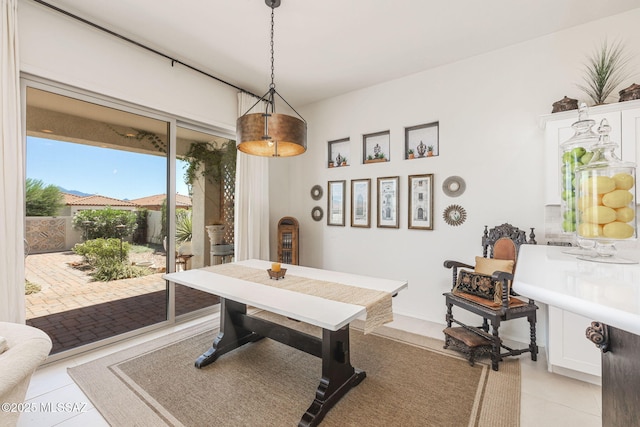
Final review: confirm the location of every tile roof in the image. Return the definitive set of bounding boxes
[129,193,192,208]
[65,194,138,207]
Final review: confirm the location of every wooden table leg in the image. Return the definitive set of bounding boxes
[299,326,366,427]
[195,298,261,368]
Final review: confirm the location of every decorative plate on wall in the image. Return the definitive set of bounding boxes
[442,176,466,197]
[311,206,324,221]
[443,204,467,226]
[310,185,323,200]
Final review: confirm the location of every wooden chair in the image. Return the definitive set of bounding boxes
[443,223,538,371]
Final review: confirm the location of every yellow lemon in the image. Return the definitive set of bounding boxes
[616,207,635,223]
[602,189,633,208]
[577,194,603,210]
[581,176,616,194]
[582,206,617,224]
[613,173,635,190]
[577,222,602,238]
[602,222,635,239]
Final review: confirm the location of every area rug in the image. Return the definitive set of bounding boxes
[68,314,520,427]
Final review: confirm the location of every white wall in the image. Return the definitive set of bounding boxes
[269,8,640,344]
[18,0,237,132]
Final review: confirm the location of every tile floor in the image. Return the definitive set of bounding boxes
[17,314,601,427]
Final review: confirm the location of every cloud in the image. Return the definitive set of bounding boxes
[113,169,118,174]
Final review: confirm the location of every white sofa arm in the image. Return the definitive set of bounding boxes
[0,322,52,426]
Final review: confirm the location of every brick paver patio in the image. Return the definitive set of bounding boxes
[25,251,219,354]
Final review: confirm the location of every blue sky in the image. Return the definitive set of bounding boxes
[27,137,190,200]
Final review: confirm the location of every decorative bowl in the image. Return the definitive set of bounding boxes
[267,268,287,280]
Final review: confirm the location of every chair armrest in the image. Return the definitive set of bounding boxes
[443,260,474,289]
[443,260,474,270]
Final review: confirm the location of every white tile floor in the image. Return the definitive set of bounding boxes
[16,314,601,427]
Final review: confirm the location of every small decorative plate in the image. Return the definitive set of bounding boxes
[310,185,323,200]
[443,204,467,226]
[442,176,466,197]
[311,206,324,221]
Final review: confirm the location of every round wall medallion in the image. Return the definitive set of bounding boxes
[310,185,323,200]
[442,176,466,197]
[311,206,324,221]
[443,204,467,226]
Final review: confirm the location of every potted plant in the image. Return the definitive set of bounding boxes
[577,39,633,105]
[328,160,335,168]
[341,157,348,166]
[427,145,434,157]
[407,149,415,159]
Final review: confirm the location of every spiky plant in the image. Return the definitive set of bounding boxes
[577,39,633,105]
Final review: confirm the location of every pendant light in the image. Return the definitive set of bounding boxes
[236,0,307,157]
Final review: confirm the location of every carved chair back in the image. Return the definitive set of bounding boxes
[482,223,536,260]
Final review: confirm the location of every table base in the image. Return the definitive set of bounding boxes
[195,298,366,427]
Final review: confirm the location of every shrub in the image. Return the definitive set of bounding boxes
[73,238,152,281]
[73,238,130,266]
[92,262,150,282]
[72,207,138,240]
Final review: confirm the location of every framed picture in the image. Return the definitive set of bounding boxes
[351,179,371,228]
[363,131,390,164]
[408,174,434,230]
[405,122,439,159]
[327,180,346,226]
[328,138,350,168]
[377,176,399,228]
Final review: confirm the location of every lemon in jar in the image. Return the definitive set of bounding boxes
[582,206,617,224]
[616,206,635,223]
[612,173,635,190]
[602,189,633,209]
[577,222,602,238]
[602,221,635,239]
[581,176,616,194]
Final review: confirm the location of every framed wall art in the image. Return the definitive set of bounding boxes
[405,121,439,159]
[363,131,390,164]
[351,178,371,228]
[377,176,399,228]
[327,180,346,226]
[328,138,350,168]
[408,174,434,230]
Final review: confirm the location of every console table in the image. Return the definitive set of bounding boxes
[164,259,407,426]
[513,245,640,427]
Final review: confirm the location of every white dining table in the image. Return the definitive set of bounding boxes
[163,259,408,427]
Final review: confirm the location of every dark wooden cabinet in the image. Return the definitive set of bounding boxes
[277,217,299,265]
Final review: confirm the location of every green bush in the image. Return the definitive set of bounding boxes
[73,238,130,266]
[72,207,138,240]
[73,238,152,281]
[92,262,150,282]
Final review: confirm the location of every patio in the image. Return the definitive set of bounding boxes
[25,251,219,354]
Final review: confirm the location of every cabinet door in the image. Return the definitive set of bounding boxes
[548,306,601,378]
[544,111,621,205]
[621,107,640,165]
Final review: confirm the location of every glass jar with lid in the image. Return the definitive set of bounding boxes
[559,103,599,234]
[574,118,637,263]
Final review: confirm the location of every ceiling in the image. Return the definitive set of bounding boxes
[38,1,640,107]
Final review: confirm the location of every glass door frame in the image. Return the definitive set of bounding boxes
[21,74,229,361]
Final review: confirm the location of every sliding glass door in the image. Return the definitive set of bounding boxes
[23,83,225,355]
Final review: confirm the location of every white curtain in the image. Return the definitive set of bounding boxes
[234,92,270,261]
[0,0,25,323]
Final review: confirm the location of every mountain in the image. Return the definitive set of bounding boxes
[57,187,92,197]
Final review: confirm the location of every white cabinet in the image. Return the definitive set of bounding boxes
[547,306,601,384]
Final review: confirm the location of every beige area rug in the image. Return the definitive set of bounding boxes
[68,314,520,427]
